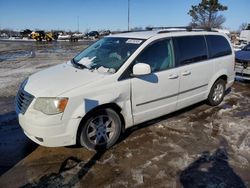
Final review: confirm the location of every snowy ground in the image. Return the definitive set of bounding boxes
[0,41,249,188]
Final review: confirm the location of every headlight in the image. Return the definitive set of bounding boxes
[33,97,68,115]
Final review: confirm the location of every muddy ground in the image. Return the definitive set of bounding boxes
[0,41,249,188]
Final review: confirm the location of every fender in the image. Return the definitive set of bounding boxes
[65,82,133,129]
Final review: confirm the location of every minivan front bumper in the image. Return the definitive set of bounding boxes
[18,112,81,147]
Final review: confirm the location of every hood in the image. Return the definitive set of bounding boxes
[24,62,106,97]
[236,50,250,61]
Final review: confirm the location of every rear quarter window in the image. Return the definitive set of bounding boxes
[173,36,208,66]
[206,35,232,58]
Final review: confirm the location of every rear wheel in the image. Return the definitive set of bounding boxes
[78,108,122,150]
[207,79,226,106]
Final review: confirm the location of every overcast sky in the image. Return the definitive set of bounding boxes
[0,0,249,31]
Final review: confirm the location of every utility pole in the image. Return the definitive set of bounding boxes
[77,16,79,32]
[128,0,130,31]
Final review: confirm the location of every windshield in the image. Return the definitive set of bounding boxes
[72,37,144,73]
[242,44,250,51]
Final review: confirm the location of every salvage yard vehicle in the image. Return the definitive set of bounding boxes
[235,43,250,80]
[86,31,99,39]
[240,24,250,43]
[31,31,58,41]
[15,27,235,150]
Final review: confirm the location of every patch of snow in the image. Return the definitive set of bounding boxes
[168,153,194,170]
[217,108,233,116]
[142,160,152,169]
[157,124,164,129]
[126,152,132,158]
[131,169,144,185]
[152,153,167,162]
[239,133,250,151]
[155,170,167,179]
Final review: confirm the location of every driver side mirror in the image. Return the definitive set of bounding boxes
[132,63,151,76]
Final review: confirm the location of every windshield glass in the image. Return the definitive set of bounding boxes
[72,37,144,73]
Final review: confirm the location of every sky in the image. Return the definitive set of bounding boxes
[0,0,249,32]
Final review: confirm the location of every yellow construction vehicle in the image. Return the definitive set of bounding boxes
[31,31,58,41]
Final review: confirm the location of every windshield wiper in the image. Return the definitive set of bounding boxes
[71,59,89,69]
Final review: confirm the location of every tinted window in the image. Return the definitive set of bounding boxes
[206,35,232,58]
[173,36,208,65]
[134,39,174,72]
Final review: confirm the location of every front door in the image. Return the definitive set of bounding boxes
[131,38,180,124]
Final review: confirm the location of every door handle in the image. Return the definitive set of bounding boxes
[182,71,191,76]
[168,74,179,79]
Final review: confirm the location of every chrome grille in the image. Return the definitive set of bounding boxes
[15,89,34,114]
[235,58,250,68]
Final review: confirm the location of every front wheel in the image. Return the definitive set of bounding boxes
[207,79,226,106]
[78,108,122,150]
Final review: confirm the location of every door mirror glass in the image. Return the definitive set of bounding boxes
[132,63,151,76]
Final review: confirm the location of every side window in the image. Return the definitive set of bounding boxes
[134,39,174,72]
[173,36,208,65]
[206,35,232,58]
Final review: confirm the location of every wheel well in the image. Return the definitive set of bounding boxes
[217,75,227,83]
[210,75,228,92]
[76,103,126,145]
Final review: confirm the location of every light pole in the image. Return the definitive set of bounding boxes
[77,16,79,32]
[128,0,130,31]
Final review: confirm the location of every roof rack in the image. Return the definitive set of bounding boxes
[146,26,217,34]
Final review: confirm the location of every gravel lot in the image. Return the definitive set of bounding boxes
[0,41,249,188]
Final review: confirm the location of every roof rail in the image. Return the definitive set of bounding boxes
[147,26,191,31]
[118,29,147,33]
[146,26,217,34]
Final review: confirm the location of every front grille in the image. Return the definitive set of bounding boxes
[235,59,250,68]
[236,72,250,78]
[15,89,34,114]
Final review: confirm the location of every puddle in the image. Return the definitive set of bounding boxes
[222,103,232,109]
[235,111,250,118]
[38,48,76,54]
[0,50,32,62]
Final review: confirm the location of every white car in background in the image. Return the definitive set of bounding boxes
[240,29,250,43]
[15,28,235,150]
[235,43,250,80]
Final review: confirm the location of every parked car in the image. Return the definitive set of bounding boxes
[235,43,250,80]
[99,30,111,36]
[240,29,250,43]
[15,28,235,150]
[86,31,99,39]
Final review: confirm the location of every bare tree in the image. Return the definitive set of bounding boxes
[239,23,248,31]
[188,0,227,28]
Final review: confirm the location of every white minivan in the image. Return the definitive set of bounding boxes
[15,28,235,150]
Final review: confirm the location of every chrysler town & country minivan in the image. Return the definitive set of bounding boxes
[15,28,235,150]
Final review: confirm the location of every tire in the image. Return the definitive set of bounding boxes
[78,108,122,150]
[207,79,226,106]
